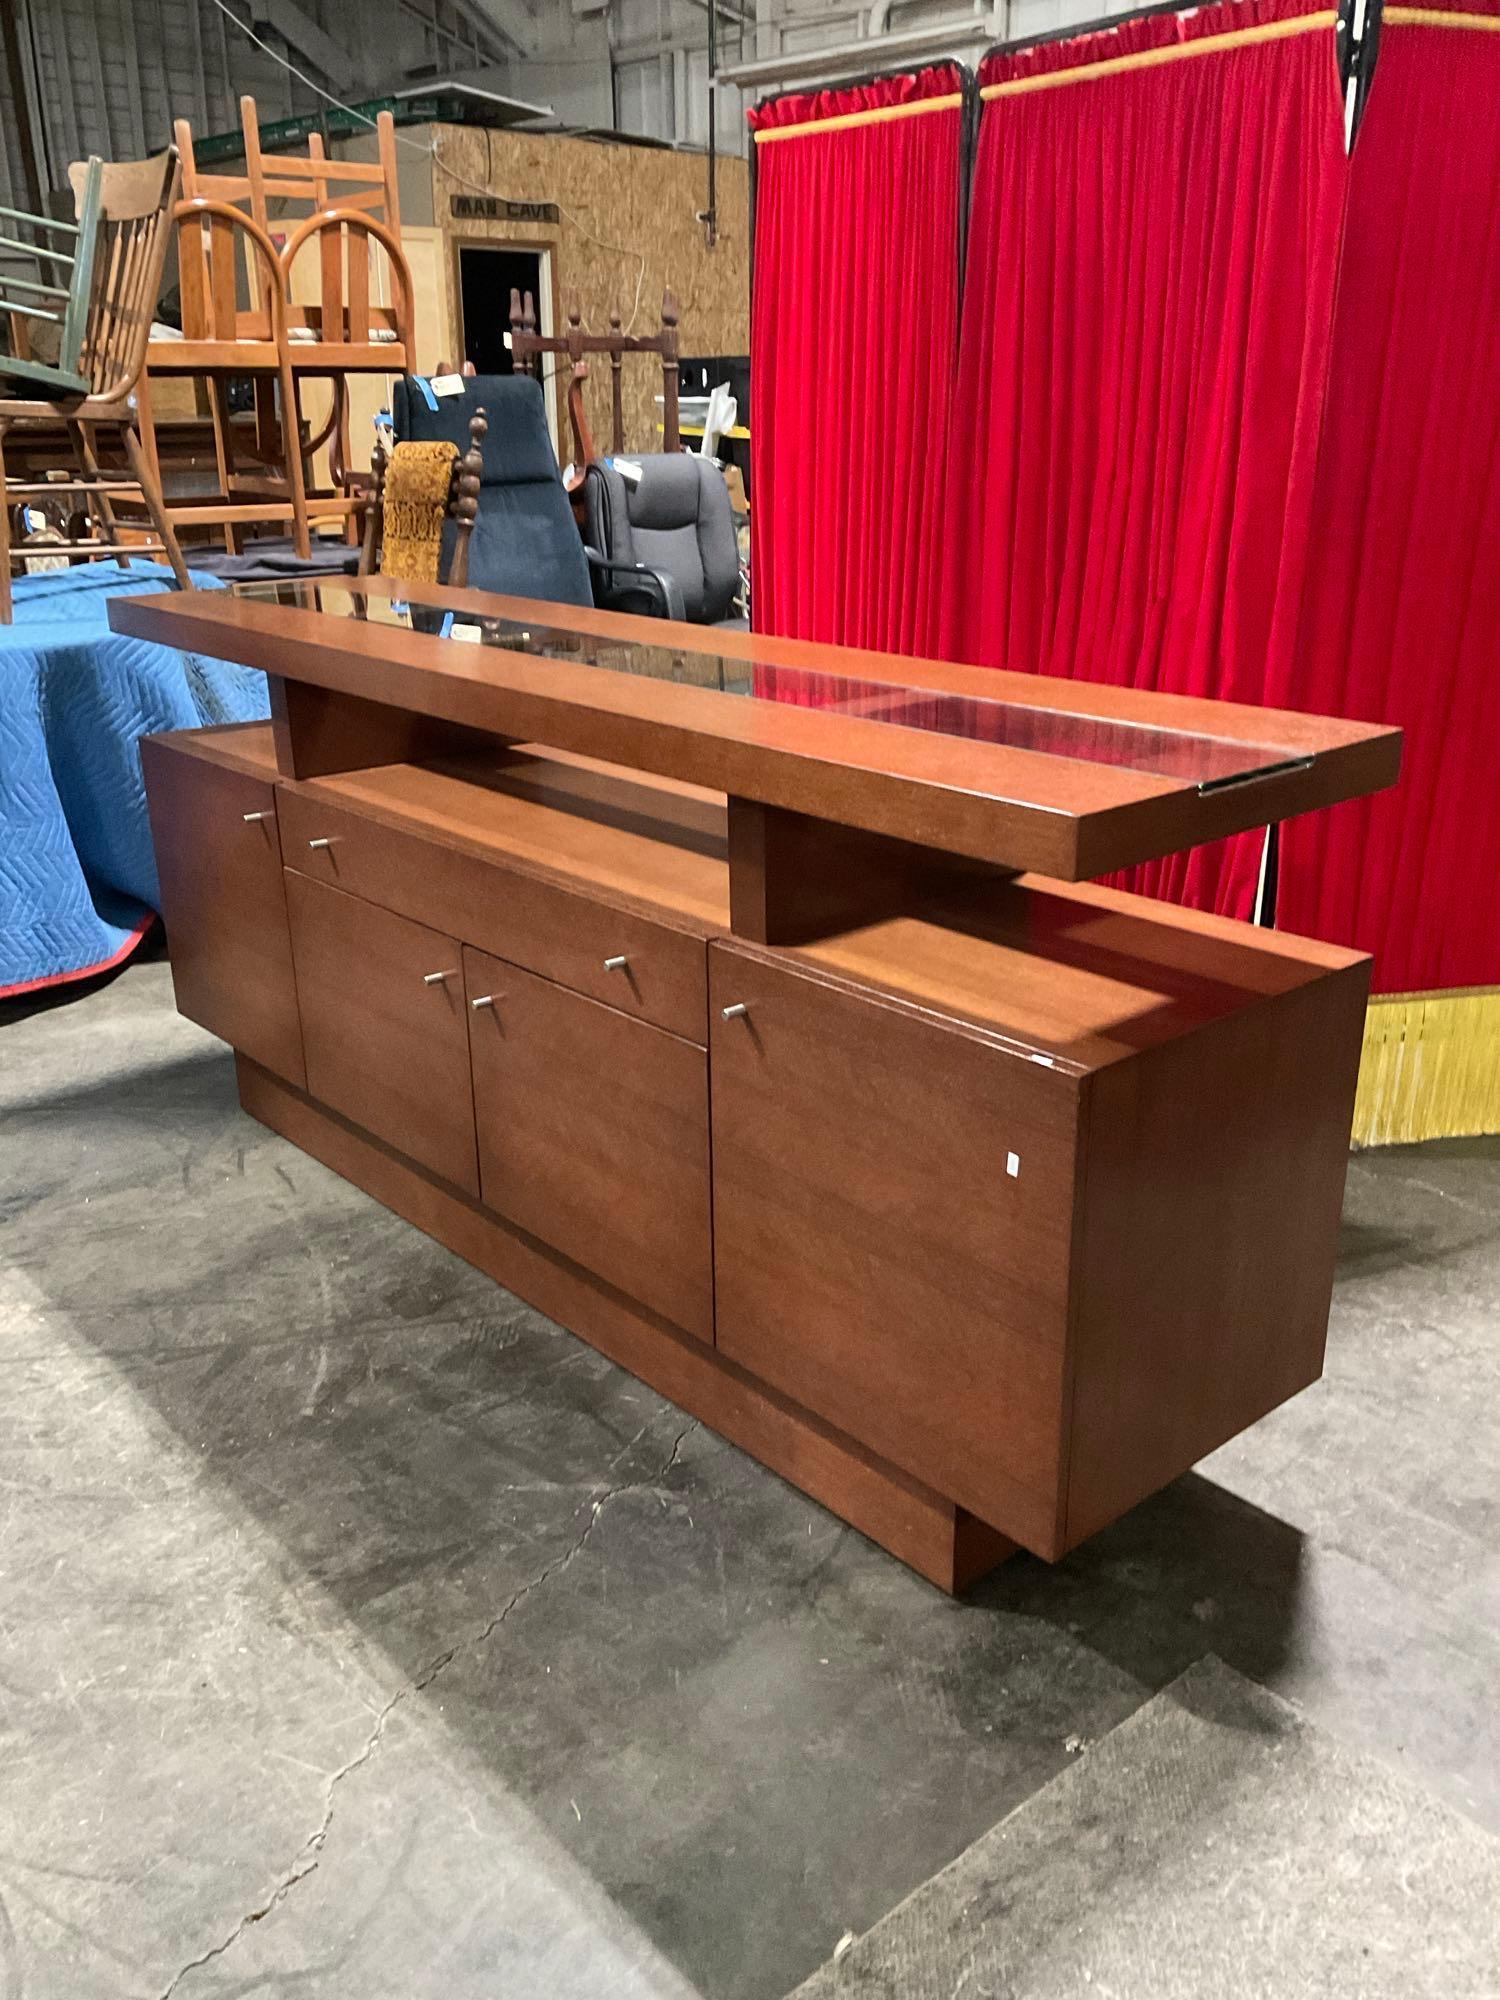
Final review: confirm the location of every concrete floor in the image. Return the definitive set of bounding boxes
[2,957,1497,1999]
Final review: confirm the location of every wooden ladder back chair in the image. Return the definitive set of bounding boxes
[0,147,189,621]
[0,159,103,397]
[510,286,681,468]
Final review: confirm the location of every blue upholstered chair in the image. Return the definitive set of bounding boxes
[391,374,681,616]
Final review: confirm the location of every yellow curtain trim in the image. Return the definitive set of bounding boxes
[979,11,1337,100]
[1352,987,1500,1148]
[753,91,964,143]
[1383,6,1500,27]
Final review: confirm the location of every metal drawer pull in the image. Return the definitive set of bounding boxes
[307,836,333,850]
[422,970,455,986]
[242,810,272,824]
[603,955,629,972]
[470,994,496,1010]
[721,1002,749,1021]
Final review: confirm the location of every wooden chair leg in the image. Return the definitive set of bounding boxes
[0,423,13,623]
[70,420,125,567]
[208,377,242,556]
[135,366,164,497]
[280,360,312,560]
[122,423,191,590]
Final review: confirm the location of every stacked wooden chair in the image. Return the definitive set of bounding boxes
[139,98,413,559]
[0,148,189,620]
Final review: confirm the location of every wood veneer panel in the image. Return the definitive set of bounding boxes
[278,782,711,1044]
[269,674,503,778]
[235,1055,1018,1595]
[304,752,728,933]
[112,589,1403,883]
[725,796,1005,945]
[787,874,1367,1073]
[141,737,305,1087]
[464,948,713,1342]
[1063,963,1372,1549]
[708,942,1075,1556]
[284,873,479,1196]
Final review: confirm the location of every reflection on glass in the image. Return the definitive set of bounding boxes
[226,580,1310,792]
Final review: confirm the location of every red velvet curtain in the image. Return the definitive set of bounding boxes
[1270,3,1500,992]
[939,0,1348,913]
[748,66,963,653]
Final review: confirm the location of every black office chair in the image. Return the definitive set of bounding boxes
[392,374,681,617]
[584,453,746,629]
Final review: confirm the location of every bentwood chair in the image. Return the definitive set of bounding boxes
[136,102,412,557]
[0,148,189,621]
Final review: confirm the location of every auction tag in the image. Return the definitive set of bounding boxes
[431,373,466,398]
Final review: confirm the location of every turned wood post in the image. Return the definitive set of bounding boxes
[609,309,625,454]
[660,287,681,452]
[358,432,388,578]
[447,407,486,589]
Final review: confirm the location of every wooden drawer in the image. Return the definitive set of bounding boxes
[465,947,713,1340]
[278,787,707,1044]
[285,872,478,1195]
[707,941,1076,1546]
[141,736,305,1087]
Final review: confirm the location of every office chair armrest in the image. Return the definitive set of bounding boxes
[585,549,686,622]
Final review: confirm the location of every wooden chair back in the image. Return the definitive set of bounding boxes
[64,147,179,406]
[171,197,287,351]
[176,101,400,230]
[173,104,404,351]
[0,160,102,391]
[279,209,412,354]
[510,286,681,461]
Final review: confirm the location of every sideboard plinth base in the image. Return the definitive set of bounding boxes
[236,1054,1020,1596]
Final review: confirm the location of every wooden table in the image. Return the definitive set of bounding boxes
[114,579,1401,1591]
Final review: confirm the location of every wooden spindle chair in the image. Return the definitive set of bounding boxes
[0,148,188,621]
[358,408,486,590]
[509,285,681,470]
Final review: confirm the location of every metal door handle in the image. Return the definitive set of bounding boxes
[603,955,629,971]
[721,1002,749,1021]
[307,836,333,850]
[470,994,496,1010]
[422,970,455,986]
[242,810,272,823]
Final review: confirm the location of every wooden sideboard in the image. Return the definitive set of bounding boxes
[121,581,1400,1592]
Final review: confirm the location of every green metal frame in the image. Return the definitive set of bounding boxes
[0,158,103,400]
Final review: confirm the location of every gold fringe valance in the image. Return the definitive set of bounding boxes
[1353,988,1500,1147]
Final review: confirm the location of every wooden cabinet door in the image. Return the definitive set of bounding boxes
[708,942,1078,1548]
[141,737,304,1087]
[285,873,478,1195]
[465,947,712,1340]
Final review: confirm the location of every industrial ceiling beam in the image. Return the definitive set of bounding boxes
[249,0,357,91]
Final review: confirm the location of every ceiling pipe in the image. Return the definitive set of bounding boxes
[717,14,994,89]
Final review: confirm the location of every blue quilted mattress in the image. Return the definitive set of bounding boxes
[0,564,269,998]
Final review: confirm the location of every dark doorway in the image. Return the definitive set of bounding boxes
[458,244,546,376]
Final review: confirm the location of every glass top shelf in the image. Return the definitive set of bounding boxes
[225,579,1312,793]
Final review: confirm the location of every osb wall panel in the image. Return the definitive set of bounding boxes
[430,126,749,457]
